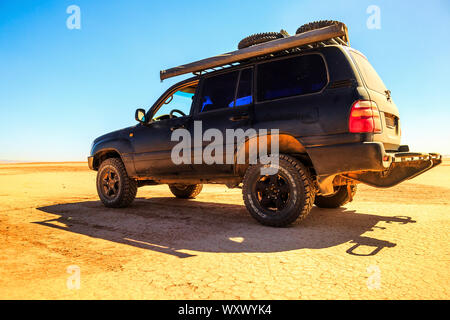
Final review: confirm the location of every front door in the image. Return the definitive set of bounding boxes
[132,82,198,177]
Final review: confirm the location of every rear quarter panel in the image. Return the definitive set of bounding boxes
[252,46,369,147]
[346,47,401,150]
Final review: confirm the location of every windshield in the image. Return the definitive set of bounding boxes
[351,51,387,94]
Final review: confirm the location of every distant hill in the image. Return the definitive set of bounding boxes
[0,160,35,164]
[0,160,86,164]
[0,160,24,163]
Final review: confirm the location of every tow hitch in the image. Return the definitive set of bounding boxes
[344,152,442,188]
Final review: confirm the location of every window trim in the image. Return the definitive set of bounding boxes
[254,52,330,104]
[233,67,254,108]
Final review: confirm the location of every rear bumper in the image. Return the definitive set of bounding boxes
[306,142,391,176]
[306,142,442,188]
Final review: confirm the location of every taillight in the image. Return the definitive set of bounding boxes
[349,100,382,133]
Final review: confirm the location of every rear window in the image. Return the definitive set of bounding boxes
[351,51,387,94]
[257,54,327,101]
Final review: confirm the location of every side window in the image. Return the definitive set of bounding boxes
[350,51,387,94]
[235,68,253,107]
[199,71,239,113]
[257,54,327,101]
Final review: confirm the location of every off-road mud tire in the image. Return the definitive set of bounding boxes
[96,158,137,208]
[296,20,346,34]
[238,32,285,50]
[242,154,315,227]
[314,185,357,208]
[169,184,203,199]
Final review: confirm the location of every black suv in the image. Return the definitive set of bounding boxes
[88,22,441,227]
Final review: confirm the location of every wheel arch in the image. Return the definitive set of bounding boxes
[233,133,315,176]
[91,137,136,177]
[92,148,122,171]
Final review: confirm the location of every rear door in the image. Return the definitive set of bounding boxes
[349,49,401,150]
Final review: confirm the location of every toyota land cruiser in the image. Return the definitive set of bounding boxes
[88,21,441,227]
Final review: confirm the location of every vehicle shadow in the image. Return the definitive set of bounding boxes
[35,197,415,258]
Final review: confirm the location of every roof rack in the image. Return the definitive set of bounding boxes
[160,22,349,81]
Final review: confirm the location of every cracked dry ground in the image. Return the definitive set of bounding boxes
[0,161,448,299]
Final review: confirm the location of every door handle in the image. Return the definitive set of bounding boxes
[170,124,185,131]
[229,114,249,122]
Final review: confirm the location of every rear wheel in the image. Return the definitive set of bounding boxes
[314,185,357,208]
[242,154,315,227]
[96,158,137,208]
[169,184,203,199]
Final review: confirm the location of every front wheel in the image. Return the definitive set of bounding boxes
[242,154,315,227]
[314,185,357,208]
[96,158,137,208]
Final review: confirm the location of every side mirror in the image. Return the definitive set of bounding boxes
[135,108,146,123]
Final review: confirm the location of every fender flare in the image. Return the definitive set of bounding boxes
[233,133,308,176]
[91,138,136,177]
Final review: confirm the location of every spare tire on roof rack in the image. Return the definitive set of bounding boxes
[296,20,349,45]
[238,30,290,50]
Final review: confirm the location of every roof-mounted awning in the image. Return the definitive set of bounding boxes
[160,22,349,81]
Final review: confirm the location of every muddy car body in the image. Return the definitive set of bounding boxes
[89,23,441,226]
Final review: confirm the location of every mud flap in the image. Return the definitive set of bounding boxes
[343,153,442,188]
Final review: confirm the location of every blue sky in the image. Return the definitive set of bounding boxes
[0,0,449,161]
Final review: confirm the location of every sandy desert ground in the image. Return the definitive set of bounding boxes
[0,160,449,299]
